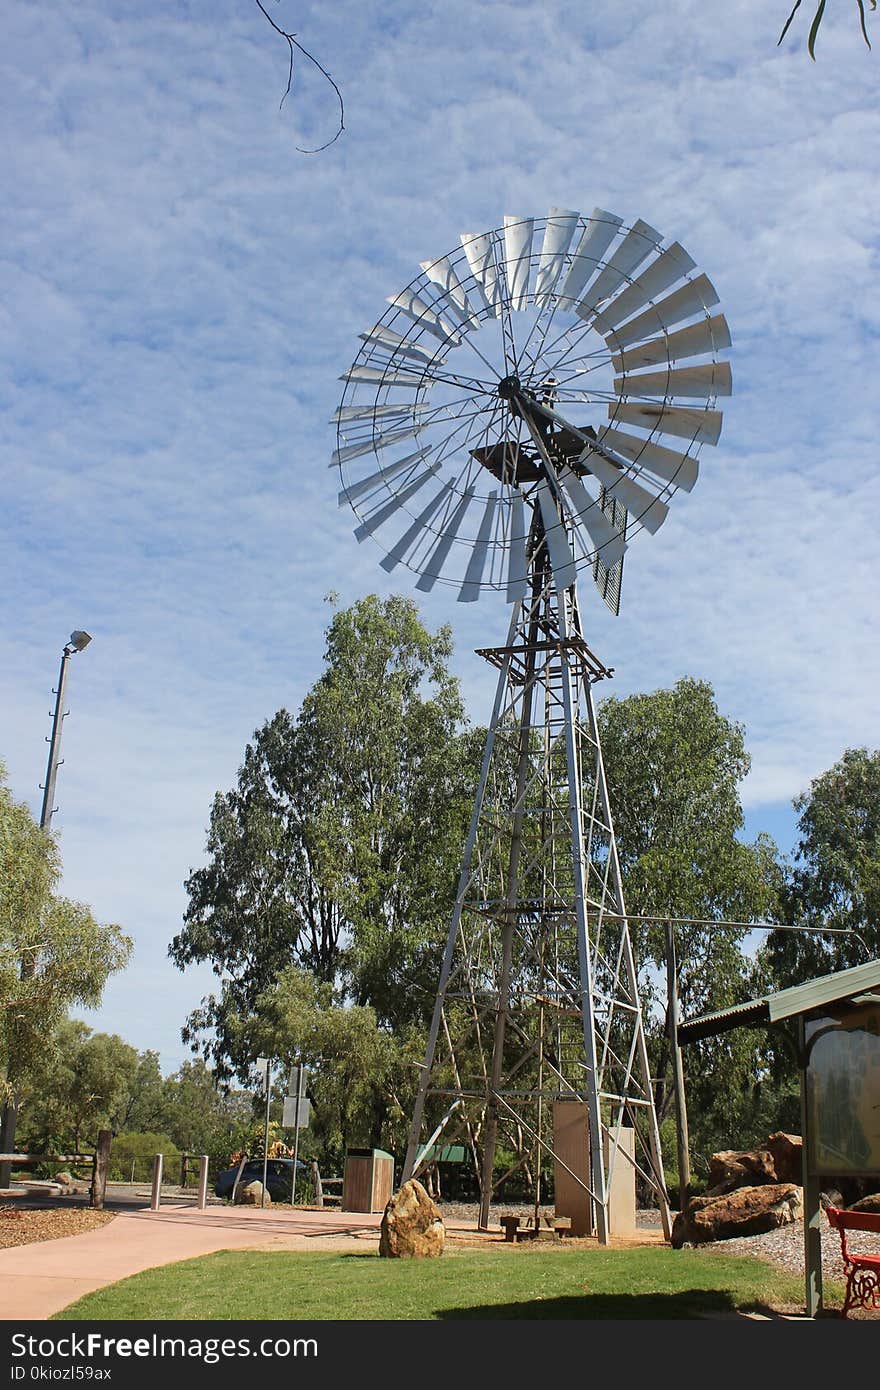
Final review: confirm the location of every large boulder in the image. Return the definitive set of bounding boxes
[707,1149,776,1195]
[379,1179,445,1259]
[235,1180,270,1206]
[851,1193,880,1215]
[672,1183,803,1248]
[765,1132,803,1184]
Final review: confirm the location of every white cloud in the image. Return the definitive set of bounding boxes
[1,0,877,1066]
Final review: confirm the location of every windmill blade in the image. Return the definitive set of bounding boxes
[353,461,441,541]
[332,402,422,425]
[360,323,446,364]
[596,428,698,492]
[610,402,723,447]
[331,426,420,468]
[387,289,463,346]
[503,217,534,312]
[380,479,456,573]
[536,479,578,590]
[506,492,529,603]
[460,231,503,317]
[589,243,697,331]
[420,255,480,323]
[614,362,732,401]
[339,447,433,504]
[611,315,731,373]
[458,491,499,601]
[415,486,477,591]
[533,207,580,309]
[607,275,720,349]
[557,465,627,567]
[578,447,669,534]
[557,209,623,309]
[574,219,662,319]
[340,365,427,387]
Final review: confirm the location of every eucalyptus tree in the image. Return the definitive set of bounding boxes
[170,595,481,1078]
[0,762,131,1179]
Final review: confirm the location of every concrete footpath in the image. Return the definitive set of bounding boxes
[0,1203,415,1321]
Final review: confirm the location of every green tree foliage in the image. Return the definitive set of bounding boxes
[596,678,781,1154]
[232,966,421,1169]
[0,762,131,1106]
[763,747,880,985]
[20,1020,139,1152]
[170,596,481,1077]
[779,0,875,58]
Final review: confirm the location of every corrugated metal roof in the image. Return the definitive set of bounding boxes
[678,957,880,1046]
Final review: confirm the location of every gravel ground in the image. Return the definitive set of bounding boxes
[0,1205,115,1249]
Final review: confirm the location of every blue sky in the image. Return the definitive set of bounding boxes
[2,1,878,1072]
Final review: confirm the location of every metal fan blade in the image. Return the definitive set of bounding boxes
[332,402,422,425]
[415,486,476,591]
[557,465,627,566]
[610,402,723,447]
[331,427,419,468]
[613,362,732,401]
[340,365,426,387]
[420,255,479,323]
[506,492,528,603]
[353,461,441,540]
[578,447,669,534]
[387,289,463,346]
[608,275,720,349]
[557,209,623,309]
[503,217,534,312]
[611,315,731,373]
[458,491,499,601]
[590,243,697,331]
[574,219,662,319]
[460,231,502,317]
[536,480,578,589]
[533,208,580,308]
[596,428,698,492]
[359,323,446,364]
[339,447,433,504]
[379,479,455,573]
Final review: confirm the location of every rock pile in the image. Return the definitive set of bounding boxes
[672,1131,804,1248]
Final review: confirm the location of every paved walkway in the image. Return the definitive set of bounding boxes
[1,1202,423,1321]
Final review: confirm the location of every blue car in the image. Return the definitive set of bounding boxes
[214,1157,304,1202]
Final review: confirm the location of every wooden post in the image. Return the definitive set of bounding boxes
[311,1159,324,1209]
[150,1153,164,1211]
[197,1155,209,1210]
[90,1130,111,1210]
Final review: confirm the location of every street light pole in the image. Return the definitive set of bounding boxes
[39,631,92,831]
[0,630,92,1190]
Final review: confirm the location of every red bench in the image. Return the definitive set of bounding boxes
[824,1205,880,1318]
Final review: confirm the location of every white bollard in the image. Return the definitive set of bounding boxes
[197,1155,209,1210]
[150,1153,164,1211]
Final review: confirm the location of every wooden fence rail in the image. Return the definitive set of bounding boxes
[0,1130,112,1209]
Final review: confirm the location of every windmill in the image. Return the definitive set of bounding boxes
[331,208,731,1242]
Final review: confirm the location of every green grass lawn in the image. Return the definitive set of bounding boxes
[52,1245,823,1321]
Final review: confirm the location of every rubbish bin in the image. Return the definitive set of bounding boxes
[342,1148,394,1213]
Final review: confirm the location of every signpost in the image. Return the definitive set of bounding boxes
[286,1065,308,1204]
[256,1057,271,1209]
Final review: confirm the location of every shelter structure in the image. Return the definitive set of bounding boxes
[678,958,880,1317]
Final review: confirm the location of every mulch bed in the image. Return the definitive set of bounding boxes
[0,1205,115,1249]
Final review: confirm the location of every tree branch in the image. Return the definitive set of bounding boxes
[252,1,345,153]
